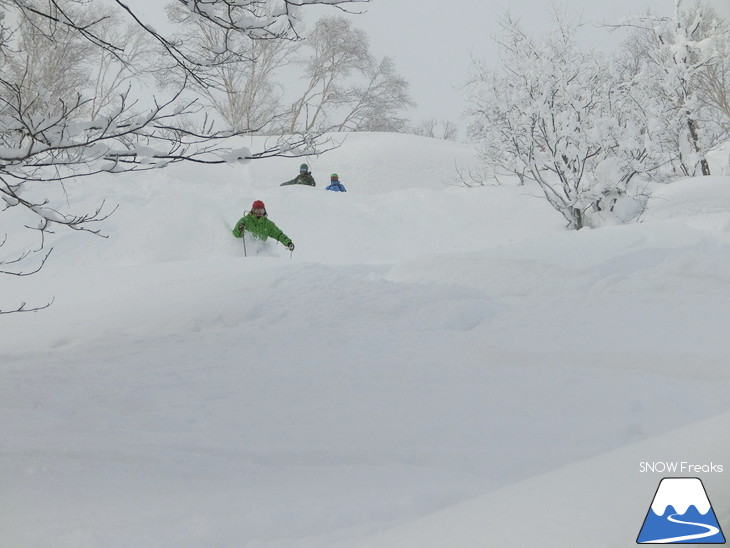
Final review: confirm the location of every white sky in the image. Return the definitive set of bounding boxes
[325,0,675,128]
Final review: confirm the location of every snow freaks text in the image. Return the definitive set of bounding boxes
[639,462,724,474]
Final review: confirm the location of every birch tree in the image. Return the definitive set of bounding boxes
[165,3,295,133]
[288,16,412,133]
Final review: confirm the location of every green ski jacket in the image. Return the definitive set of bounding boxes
[232,213,292,246]
[281,173,316,187]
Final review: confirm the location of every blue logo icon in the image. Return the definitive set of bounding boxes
[637,477,725,544]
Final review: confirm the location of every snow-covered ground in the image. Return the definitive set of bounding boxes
[2,133,730,547]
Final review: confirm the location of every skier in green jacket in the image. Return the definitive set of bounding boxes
[280,163,316,187]
[233,200,295,251]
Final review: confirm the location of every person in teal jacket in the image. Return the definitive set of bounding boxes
[233,200,295,250]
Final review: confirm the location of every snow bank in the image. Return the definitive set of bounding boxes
[2,132,730,548]
[342,411,730,548]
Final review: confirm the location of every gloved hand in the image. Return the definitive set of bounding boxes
[237,223,246,232]
[287,242,295,251]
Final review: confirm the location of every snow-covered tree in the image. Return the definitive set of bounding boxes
[696,31,730,123]
[616,0,730,177]
[0,0,368,312]
[85,9,155,121]
[411,118,460,141]
[165,3,295,133]
[466,14,650,229]
[4,7,93,120]
[164,12,411,135]
[333,56,414,133]
[288,16,413,133]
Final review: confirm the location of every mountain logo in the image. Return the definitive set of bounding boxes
[637,477,726,544]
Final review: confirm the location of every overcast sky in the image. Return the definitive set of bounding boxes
[321,0,677,131]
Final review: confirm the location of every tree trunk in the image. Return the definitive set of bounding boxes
[573,207,584,230]
[688,117,711,176]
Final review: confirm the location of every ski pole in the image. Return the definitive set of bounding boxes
[242,227,247,257]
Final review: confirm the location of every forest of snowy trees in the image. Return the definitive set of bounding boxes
[466,1,730,229]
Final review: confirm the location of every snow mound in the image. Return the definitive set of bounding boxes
[646,176,730,220]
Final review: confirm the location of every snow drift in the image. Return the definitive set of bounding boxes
[2,133,730,547]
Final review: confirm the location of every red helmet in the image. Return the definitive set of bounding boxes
[251,200,265,210]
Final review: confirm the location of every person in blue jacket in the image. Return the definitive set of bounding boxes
[325,173,347,192]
